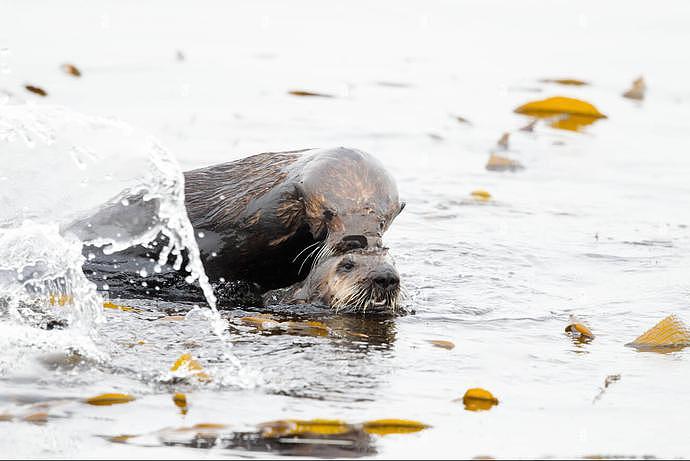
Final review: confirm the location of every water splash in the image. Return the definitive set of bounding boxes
[0,104,217,330]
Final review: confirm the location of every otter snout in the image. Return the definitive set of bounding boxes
[372,268,400,290]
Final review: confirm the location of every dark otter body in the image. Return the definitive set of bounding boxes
[183,147,403,291]
[80,147,404,303]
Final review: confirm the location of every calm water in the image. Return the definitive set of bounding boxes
[1,0,690,458]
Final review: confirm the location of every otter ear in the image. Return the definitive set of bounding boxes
[293,183,306,201]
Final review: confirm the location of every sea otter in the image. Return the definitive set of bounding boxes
[183,147,404,290]
[77,147,405,308]
[263,248,402,315]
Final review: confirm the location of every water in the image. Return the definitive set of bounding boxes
[1,0,690,458]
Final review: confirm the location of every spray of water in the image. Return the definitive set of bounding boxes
[0,104,220,333]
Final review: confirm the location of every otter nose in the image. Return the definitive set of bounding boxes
[373,270,399,290]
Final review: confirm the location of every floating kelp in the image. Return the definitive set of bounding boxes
[106,416,428,457]
[173,393,188,414]
[239,316,331,337]
[548,113,600,132]
[496,132,510,150]
[565,321,595,341]
[460,388,499,412]
[85,393,136,406]
[514,96,606,132]
[288,90,335,98]
[102,301,138,312]
[61,63,81,77]
[260,419,351,438]
[362,419,429,435]
[623,76,646,100]
[470,190,491,201]
[486,153,523,172]
[515,96,606,118]
[540,78,589,86]
[428,339,455,350]
[593,374,621,404]
[22,412,49,424]
[626,315,690,352]
[170,353,211,382]
[24,84,47,96]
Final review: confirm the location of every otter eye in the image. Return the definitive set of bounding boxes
[323,209,337,221]
[340,260,355,272]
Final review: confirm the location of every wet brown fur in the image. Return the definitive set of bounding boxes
[183,147,403,291]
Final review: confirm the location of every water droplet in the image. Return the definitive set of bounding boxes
[88,252,96,260]
[211,252,217,257]
[102,283,109,290]
[197,231,205,238]
[219,277,226,283]
[154,264,162,273]
[141,281,148,287]
[139,268,148,277]
[121,198,130,206]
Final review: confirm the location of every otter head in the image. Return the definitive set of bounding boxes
[295,148,405,262]
[292,248,402,315]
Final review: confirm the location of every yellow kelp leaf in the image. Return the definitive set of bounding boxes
[102,301,136,312]
[61,63,81,77]
[170,353,211,382]
[362,419,429,435]
[85,393,136,406]
[515,96,606,118]
[191,423,227,430]
[486,153,523,172]
[288,90,334,98]
[454,115,471,125]
[565,322,595,340]
[429,340,455,350]
[171,353,203,372]
[549,114,600,132]
[627,315,690,351]
[260,419,351,438]
[49,294,73,306]
[470,190,491,201]
[540,78,589,86]
[241,315,280,329]
[173,393,188,414]
[172,423,229,433]
[461,388,499,412]
[0,413,13,422]
[109,435,135,444]
[287,320,330,337]
[623,76,646,100]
